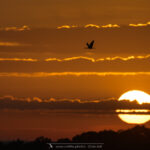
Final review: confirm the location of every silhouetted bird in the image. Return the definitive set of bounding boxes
[86,40,95,49]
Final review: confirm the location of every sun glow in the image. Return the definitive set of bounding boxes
[118,114,150,124]
[118,90,150,104]
[118,90,150,124]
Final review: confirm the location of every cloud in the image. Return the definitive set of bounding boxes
[0,72,150,77]
[45,55,150,62]
[0,24,150,56]
[45,56,96,62]
[57,25,78,29]
[1,54,150,62]
[0,54,150,62]
[0,58,37,62]
[0,42,30,47]
[101,24,120,28]
[129,22,150,27]
[0,42,22,47]
[0,25,30,31]
[84,24,100,28]
[0,95,150,111]
[57,24,120,29]
[2,54,150,73]
[57,21,150,29]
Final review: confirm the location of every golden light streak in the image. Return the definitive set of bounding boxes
[45,54,150,62]
[57,21,150,29]
[0,58,37,62]
[45,58,62,61]
[129,23,148,27]
[116,109,149,113]
[84,24,100,28]
[57,24,120,29]
[63,56,96,62]
[0,42,21,46]
[45,98,100,103]
[0,95,104,103]
[1,54,150,62]
[45,56,96,62]
[0,42,31,47]
[57,25,78,29]
[0,25,30,31]
[101,24,120,28]
[1,72,150,77]
[57,25,71,29]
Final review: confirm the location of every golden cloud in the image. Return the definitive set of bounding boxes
[101,24,120,28]
[84,24,100,28]
[0,42,21,46]
[0,42,30,47]
[1,54,150,63]
[57,25,78,29]
[0,72,150,77]
[45,54,150,62]
[0,95,113,104]
[128,21,150,27]
[129,23,148,27]
[57,24,120,29]
[57,21,150,29]
[0,95,146,111]
[0,95,41,103]
[0,58,37,62]
[0,25,30,31]
[45,56,96,62]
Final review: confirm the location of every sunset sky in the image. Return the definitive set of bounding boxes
[1,0,150,27]
[1,0,150,141]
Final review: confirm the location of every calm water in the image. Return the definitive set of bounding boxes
[0,109,150,140]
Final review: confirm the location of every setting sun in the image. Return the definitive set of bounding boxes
[118,90,150,104]
[118,114,150,124]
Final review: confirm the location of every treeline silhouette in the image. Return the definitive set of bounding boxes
[1,125,150,150]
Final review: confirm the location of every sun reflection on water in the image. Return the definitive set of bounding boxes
[116,109,150,124]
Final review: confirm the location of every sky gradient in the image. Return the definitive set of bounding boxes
[1,0,150,27]
[1,0,150,141]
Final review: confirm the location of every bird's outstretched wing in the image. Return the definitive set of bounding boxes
[89,40,94,48]
[86,42,89,47]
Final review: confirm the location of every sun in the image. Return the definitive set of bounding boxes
[118,114,150,124]
[118,90,150,104]
[118,90,150,124]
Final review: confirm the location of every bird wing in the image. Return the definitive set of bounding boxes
[89,40,94,47]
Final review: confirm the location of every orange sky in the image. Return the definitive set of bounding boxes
[1,0,150,27]
[1,0,150,140]
[0,25,150,98]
